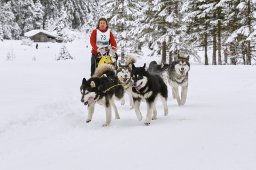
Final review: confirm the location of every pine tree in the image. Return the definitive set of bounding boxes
[102,0,142,60]
[225,0,256,65]
[19,0,36,34]
[0,23,4,41]
[34,0,44,29]
[57,45,74,60]
[184,0,212,65]
[0,2,21,39]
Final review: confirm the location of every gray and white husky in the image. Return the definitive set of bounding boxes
[116,56,136,108]
[168,53,190,106]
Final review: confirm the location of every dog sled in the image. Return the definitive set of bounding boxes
[96,46,118,68]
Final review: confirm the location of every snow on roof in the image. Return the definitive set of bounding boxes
[24,30,57,38]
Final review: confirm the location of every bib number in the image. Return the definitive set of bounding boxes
[101,35,106,40]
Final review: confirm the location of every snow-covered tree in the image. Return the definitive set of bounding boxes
[184,0,215,65]
[102,0,143,60]
[34,0,44,29]
[137,0,187,63]
[18,0,36,34]
[225,0,256,65]
[0,2,21,39]
[0,22,3,41]
[57,45,74,60]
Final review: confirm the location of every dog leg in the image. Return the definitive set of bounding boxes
[181,85,188,106]
[121,97,125,105]
[160,96,168,116]
[134,99,142,121]
[169,80,176,99]
[103,100,112,127]
[86,103,95,123]
[172,88,176,99]
[152,103,157,120]
[112,101,120,119]
[145,102,153,126]
[173,87,181,106]
[128,91,134,109]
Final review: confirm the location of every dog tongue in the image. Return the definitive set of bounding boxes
[88,97,95,105]
[135,85,141,91]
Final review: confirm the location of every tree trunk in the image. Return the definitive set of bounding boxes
[162,41,167,64]
[204,33,208,65]
[204,20,209,65]
[224,48,228,64]
[169,50,173,64]
[246,1,252,65]
[217,7,222,65]
[241,42,246,65]
[212,27,217,65]
[246,41,251,65]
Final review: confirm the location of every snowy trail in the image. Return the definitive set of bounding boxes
[0,41,256,170]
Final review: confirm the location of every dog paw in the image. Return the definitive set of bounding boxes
[102,123,110,127]
[180,101,186,106]
[137,115,143,121]
[121,100,125,105]
[144,122,151,126]
[152,116,157,120]
[115,116,120,120]
[86,119,91,123]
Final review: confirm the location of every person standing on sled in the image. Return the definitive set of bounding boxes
[90,18,117,76]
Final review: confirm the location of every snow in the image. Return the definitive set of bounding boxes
[24,29,57,38]
[0,39,256,170]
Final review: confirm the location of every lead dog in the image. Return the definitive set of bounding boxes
[80,64,124,126]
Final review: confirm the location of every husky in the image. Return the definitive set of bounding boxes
[148,61,170,84]
[168,53,190,106]
[116,56,136,108]
[131,64,168,126]
[80,64,125,126]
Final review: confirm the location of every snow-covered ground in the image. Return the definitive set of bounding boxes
[0,40,256,170]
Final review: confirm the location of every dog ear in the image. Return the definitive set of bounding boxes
[90,81,96,88]
[143,63,146,69]
[82,78,86,84]
[132,64,135,70]
[187,55,190,61]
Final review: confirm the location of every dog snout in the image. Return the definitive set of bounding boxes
[181,67,184,71]
[81,98,84,102]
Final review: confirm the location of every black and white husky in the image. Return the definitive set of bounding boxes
[168,53,190,106]
[116,56,136,108]
[131,64,168,126]
[80,64,124,126]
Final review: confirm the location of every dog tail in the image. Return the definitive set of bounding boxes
[93,64,115,77]
[126,55,136,65]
